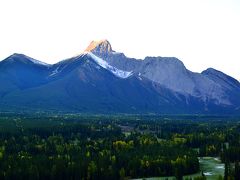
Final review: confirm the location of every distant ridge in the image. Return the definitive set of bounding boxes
[0,40,240,114]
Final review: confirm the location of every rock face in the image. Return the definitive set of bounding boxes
[85,40,113,57]
[88,40,240,108]
[0,40,240,114]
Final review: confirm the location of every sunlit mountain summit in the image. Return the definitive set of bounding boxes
[0,40,240,114]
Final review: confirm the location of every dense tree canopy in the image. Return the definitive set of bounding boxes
[0,114,239,179]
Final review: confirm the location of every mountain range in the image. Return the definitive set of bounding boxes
[0,40,240,114]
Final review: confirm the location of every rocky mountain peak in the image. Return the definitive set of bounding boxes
[85,40,113,55]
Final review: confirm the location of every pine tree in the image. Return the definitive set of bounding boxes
[224,161,229,180]
[235,161,240,180]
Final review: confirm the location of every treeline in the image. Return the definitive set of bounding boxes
[0,118,199,180]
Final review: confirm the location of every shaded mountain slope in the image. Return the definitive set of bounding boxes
[0,40,240,114]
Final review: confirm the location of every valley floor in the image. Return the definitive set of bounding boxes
[0,114,239,179]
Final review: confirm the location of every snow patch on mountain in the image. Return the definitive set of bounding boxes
[49,67,60,77]
[86,52,133,79]
[28,57,50,66]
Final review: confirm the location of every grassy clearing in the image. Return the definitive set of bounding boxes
[135,157,224,180]
[199,157,224,180]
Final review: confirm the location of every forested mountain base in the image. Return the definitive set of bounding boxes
[0,114,239,179]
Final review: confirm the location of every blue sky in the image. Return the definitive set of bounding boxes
[0,0,239,79]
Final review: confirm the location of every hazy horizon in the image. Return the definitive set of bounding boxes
[0,0,239,79]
